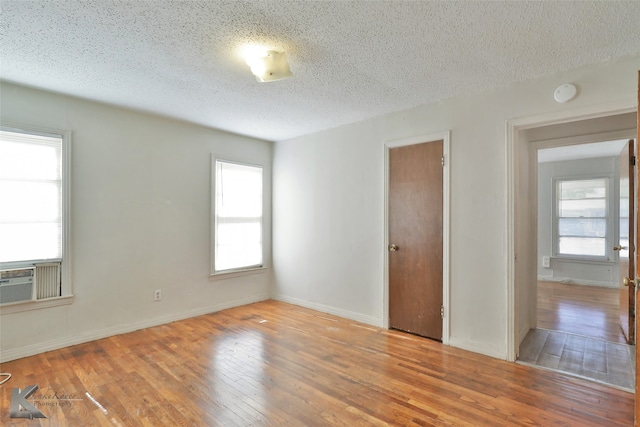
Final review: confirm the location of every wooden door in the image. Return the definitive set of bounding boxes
[388,140,443,340]
[619,139,635,344]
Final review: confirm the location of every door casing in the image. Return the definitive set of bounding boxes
[383,131,451,345]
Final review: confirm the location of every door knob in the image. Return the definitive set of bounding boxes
[388,244,398,252]
[624,277,636,287]
[613,245,628,251]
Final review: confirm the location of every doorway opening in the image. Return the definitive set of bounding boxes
[510,110,637,391]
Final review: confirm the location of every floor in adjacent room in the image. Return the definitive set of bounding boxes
[518,281,635,391]
[519,328,634,390]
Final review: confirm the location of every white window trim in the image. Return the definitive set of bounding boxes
[0,123,73,314]
[209,155,265,278]
[552,174,612,261]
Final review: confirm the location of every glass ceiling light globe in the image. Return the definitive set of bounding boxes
[241,45,269,67]
[240,46,293,82]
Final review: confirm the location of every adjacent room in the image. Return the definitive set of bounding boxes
[1,1,639,425]
[516,115,637,390]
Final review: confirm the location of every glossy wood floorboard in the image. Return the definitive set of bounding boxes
[0,300,633,426]
[537,280,626,344]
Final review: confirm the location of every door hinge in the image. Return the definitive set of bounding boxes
[632,156,636,166]
[441,156,445,167]
[440,305,444,319]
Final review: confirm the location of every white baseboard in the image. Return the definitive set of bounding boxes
[274,295,509,360]
[448,337,507,360]
[272,293,383,328]
[537,276,617,288]
[0,293,269,363]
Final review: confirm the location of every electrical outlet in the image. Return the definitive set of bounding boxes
[542,256,550,268]
[154,289,162,301]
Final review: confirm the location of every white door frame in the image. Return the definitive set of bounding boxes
[383,131,451,344]
[506,102,636,362]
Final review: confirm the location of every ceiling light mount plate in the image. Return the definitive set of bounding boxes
[553,83,577,103]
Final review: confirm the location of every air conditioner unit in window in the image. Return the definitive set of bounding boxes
[0,267,35,304]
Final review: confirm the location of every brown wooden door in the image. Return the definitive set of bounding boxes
[389,140,443,340]
[619,139,635,344]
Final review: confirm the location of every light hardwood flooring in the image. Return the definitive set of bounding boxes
[1,300,634,426]
[537,280,626,344]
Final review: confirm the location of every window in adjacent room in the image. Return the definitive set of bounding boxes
[212,159,263,273]
[555,177,608,258]
[0,126,72,308]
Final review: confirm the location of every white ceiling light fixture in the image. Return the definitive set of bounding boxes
[243,49,293,83]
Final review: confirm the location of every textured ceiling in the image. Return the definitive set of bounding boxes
[1,1,640,141]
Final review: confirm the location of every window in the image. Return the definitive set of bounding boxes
[0,126,71,310]
[555,178,607,257]
[212,159,263,273]
[0,129,65,263]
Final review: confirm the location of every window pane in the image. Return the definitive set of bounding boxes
[216,163,262,218]
[0,223,61,262]
[0,181,61,223]
[216,222,261,246]
[559,237,605,257]
[0,135,61,181]
[558,218,606,237]
[559,199,605,217]
[215,223,262,271]
[560,179,606,200]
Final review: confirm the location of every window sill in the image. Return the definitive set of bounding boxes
[0,295,73,315]
[210,266,268,281]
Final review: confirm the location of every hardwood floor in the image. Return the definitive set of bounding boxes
[0,300,633,426]
[537,280,626,344]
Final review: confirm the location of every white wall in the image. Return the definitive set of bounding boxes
[0,82,273,362]
[271,124,384,325]
[272,54,639,359]
[537,157,618,287]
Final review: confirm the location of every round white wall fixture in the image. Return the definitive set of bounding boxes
[553,83,577,103]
